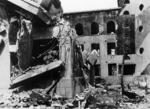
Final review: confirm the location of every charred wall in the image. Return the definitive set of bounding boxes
[117,15,135,54]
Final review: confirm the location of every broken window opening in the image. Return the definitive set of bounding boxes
[91,43,100,51]
[124,0,130,4]
[10,52,19,67]
[31,38,59,66]
[123,11,130,15]
[94,65,100,76]
[80,44,84,51]
[91,22,99,35]
[119,64,135,75]
[107,21,116,34]
[75,23,84,36]
[108,64,117,76]
[107,43,116,55]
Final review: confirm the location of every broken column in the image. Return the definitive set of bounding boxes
[56,21,74,98]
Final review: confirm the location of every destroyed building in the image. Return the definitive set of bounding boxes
[0,0,150,100]
[63,0,150,88]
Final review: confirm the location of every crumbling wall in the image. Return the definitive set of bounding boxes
[117,15,135,55]
[8,18,33,73]
[17,19,33,71]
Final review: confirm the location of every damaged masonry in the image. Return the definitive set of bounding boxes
[1,0,150,109]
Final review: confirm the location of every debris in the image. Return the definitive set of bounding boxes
[1,78,150,109]
[43,50,59,65]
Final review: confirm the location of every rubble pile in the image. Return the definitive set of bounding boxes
[0,89,62,109]
[68,79,150,109]
[71,79,122,109]
[1,78,150,109]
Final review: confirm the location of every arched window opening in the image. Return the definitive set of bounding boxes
[124,0,130,4]
[107,21,115,34]
[123,11,130,15]
[123,23,129,28]
[91,22,99,35]
[75,23,83,36]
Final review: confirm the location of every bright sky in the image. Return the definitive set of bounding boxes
[60,0,118,13]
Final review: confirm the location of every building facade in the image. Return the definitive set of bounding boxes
[63,0,150,85]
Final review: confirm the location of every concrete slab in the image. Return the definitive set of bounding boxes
[12,60,63,85]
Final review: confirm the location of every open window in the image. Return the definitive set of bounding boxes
[107,21,115,34]
[32,38,59,66]
[107,43,116,55]
[91,43,100,51]
[75,23,84,36]
[119,64,135,75]
[91,22,99,35]
[108,64,117,76]
[95,65,100,76]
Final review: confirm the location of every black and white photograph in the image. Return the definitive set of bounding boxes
[0,0,149,108]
